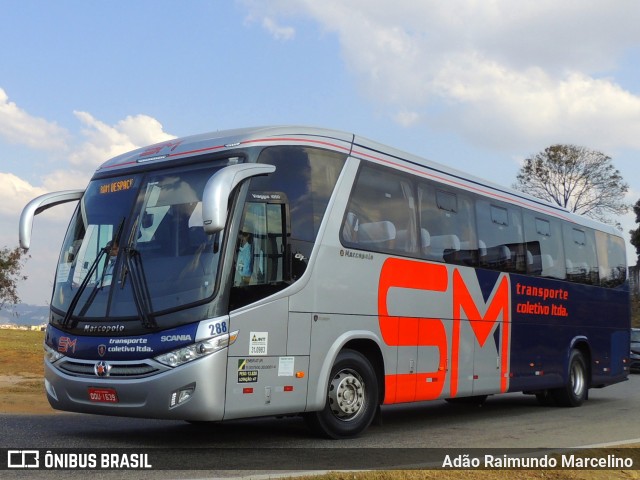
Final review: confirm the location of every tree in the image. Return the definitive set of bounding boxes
[513,144,629,226]
[630,200,640,265]
[0,246,29,309]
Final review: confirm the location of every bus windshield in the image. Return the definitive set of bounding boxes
[52,162,230,323]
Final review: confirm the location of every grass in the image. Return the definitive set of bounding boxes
[0,328,48,410]
[292,469,640,480]
[0,328,44,380]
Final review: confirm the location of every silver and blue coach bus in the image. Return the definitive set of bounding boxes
[20,126,629,438]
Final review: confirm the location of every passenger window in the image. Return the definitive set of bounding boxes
[535,218,551,237]
[491,205,509,227]
[419,183,478,266]
[436,190,457,213]
[563,225,598,285]
[230,146,346,310]
[341,165,417,256]
[595,231,627,288]
[476,200,525,273]
[254,146,347,243]
[523,213,566,279]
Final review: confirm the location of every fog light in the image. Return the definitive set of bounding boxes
[45,378,58,401]
[170,384,195,408]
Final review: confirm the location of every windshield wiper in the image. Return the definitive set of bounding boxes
[123,246,156,329]
[119,216,156,329]
[61,218,125,328]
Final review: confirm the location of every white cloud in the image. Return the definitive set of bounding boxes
[0,92,176,305]
[0,173,47,216]
[262,17,295,41]
[241,0,296,40]
[393,110,421,127]
[69,111,176,172]
[245,0,640,151]
[0,88,69,151]
[0,107,177,223]
[40,168,92,192]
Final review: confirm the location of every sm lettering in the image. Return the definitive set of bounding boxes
[378,258,511,404]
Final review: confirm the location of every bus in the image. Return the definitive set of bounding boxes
[19,126,630,438]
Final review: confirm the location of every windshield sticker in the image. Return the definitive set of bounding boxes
[56,263,72,283]
[249,332,268,356]
[99,178,135,194]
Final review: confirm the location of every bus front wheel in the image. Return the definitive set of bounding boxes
[304,349,379,439]
[552,349,588,407]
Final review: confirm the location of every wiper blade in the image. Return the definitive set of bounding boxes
[61,218,125,328]
[61,247,106,328]
[124,247,156,329]
[119,213,156,328]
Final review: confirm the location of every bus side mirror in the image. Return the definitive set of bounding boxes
[19,190,84,251]
[202,163,276,234]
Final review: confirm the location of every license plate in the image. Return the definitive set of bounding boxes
[88,387,119,403]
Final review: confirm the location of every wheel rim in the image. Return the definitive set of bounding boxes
[570,361,585,398]
[328,368,366,421]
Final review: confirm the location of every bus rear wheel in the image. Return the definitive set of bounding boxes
[304,349,378,439]
[552,349,588,407]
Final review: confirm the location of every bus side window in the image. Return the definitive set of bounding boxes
[563,225,599,285]
[523,213,566,280]
[419,183,478,266]
[476,200,525,273]
[254,145,347,282]
[595,231,627,288]
[341,165,418,256]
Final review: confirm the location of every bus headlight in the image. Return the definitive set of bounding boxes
[154,331,238,367]
[44,343,64,364]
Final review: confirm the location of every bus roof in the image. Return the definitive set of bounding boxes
[96,126,355,172]
[96,125,621,237]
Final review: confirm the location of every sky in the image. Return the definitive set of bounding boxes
[2,0,640,306]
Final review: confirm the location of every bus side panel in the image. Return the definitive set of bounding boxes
[508,275,629,392]
[225,297,310,419]
[288,312,312,356]
[228,297,289,358]
[306,313,388,411]
[305,246,514,407]
[223,355,310,420]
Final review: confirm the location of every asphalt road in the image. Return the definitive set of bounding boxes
[2,374,639,478]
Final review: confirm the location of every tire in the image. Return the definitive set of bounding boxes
[304,349,379,439]
[551,349,588,407]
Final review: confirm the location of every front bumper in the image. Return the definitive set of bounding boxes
[45,348,228,421]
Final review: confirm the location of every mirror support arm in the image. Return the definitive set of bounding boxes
[19,190,84,251]
[202,163,275,234]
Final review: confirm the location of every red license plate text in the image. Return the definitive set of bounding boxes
[88,387,119,403]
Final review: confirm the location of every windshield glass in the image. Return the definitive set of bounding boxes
[53,163,227,322]
[632,329,640,343]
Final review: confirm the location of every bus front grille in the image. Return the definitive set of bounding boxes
[56,359,163,378]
